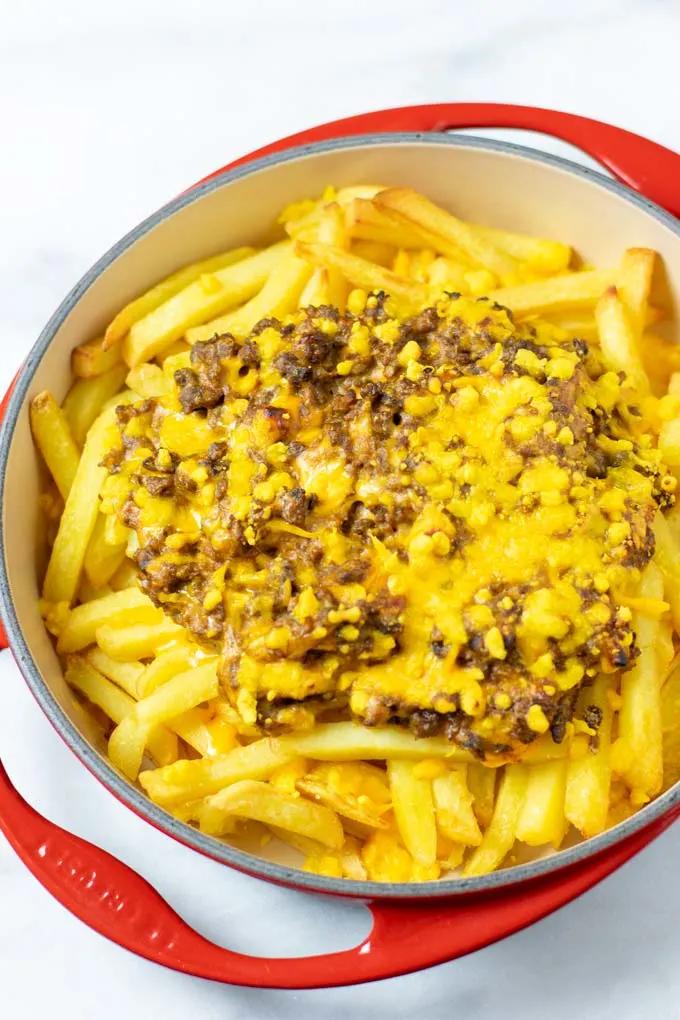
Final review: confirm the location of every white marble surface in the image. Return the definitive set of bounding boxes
[2,0,680,1016]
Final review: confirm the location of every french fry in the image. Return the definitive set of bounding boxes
[186,250,312,343]
[543,312,599,342]
[282,186,384,235]
[125,363,173,399]
[30,391,81,500]
[83,512,127,590]
[104,246,255,347]
[43,406,120,606]
[657,614,676,681]
[317,202,348,309]
[170,707,237,758]
[339,836,369,880]
[137,644,197,697]
[596,286,649,393]
[57,587,160,653]
[95,617,184,661]
[375,188,518,278]
[361,829,416,882]
[618,248,656,342]
[269,824,326,859]
[123,242,288,366]
[72,337,122,378]
[642,331,680,390]
[294,241,429,306]
[516,759,568,848]
[108,662,219,780]
[565,675,613,837]
[297,762,391,828]
[426,256,469,295]
[545,306,663,345]
[85,647,144,699]
[283,721,471,762]
[61,364,128,447]
[515,732,571,764]
[471,223,571,274]
[139,736,299,806]
[198,780,344,848]
[214,700,262,739]
[617,563,665,799]
[653,513,680,630]
[432,767,483,846]
[387,760,438,867]
[156,339,192,366]
[108,558,140,591]
[345,197,472,264]
[298,268,331,308]
[489,268,616,316]
[78,577,111,604]
[662,656,680,790]
[463,765,528,877]
[351,240,396,267]
[467,762,496,829]
[66,657,177,766]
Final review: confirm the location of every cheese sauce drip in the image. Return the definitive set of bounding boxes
[103,292,672,758]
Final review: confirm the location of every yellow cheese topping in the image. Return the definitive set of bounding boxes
[103,291,672,758]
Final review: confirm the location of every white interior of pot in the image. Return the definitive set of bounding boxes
[4,137,680,875]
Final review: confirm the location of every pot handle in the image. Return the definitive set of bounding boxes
[0,758,676,987]
[206,103,680,218]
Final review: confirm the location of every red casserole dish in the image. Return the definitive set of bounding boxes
[1,103,680,988]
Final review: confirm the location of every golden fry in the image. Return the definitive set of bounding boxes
[125,363,173,399]
[137,644,197,697]
[388,760,438,867]
[72,336,122,378]
[463,765,527,877]
[57,587,160,654]
[66,656,177,766]
[617,564,665,799]
[139,736,298,806]
[83,512,127,590]
[489,268,616,316]
[295,241,429,305]
[432,767,483,846]
[618,247,656,342]
[85,647,144,699]
[43,406,120,605]
[108,662,219,780]
[298,268,331,308]
[565,675,613,837]
[516,759,568,848]
[104,247,255,347]
[346,197,471,263]
[375,187,517,278]
[297,761,390,828]
[95,617,184,661]
[467,762,496,830]
[283,721,471,762]
[187,250,312,343]
[471,223,571,273]
[123,243,288,366]
[654,513,680,631]
[30,391,81,500]
[596,286,649,393]
[199,780,344,848]
[62,364,128,447]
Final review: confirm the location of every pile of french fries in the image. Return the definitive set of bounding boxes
[31,183,680,882]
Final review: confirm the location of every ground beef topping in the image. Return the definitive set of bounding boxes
[101,292,673,757]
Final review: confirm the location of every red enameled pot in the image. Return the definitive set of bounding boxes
[1,104,680,989]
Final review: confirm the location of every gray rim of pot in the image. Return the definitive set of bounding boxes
[1,130,680,902]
